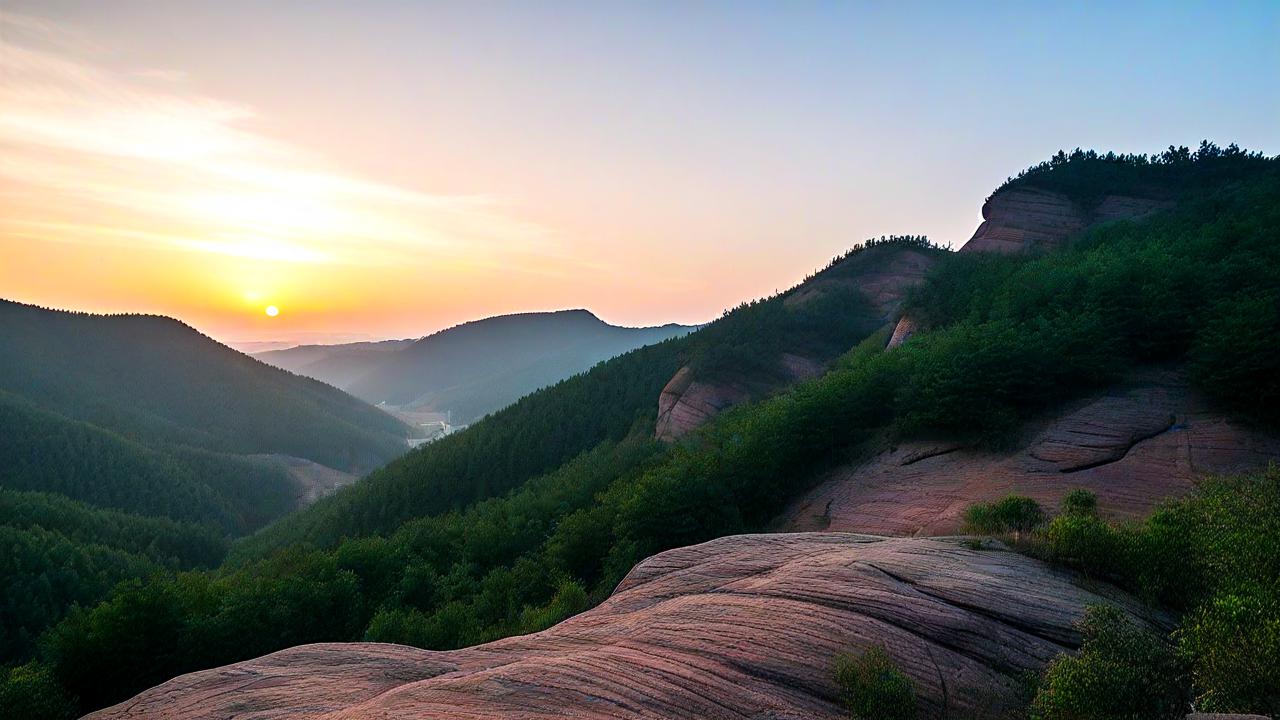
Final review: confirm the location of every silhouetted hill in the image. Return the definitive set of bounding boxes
[254,339,413,389]
[270,309,694,422]
[0,300,408,473]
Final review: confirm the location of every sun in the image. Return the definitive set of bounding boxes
[264,305,279,317]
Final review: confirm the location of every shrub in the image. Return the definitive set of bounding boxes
[1061,489,1097,517]
[963,495,1045,535]
[1177,582,1280,714]
[833,645,916,720]
[1030,605,1185,720]
[1041,513,1126,576]
[0,662,77,720]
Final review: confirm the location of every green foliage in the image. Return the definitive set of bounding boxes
[1032,467,1280,716]
[1191,292,1280,427]
[963,495,1044,535]
[833,645,916,720]
[0,661,77,720]
[1061,489,1097,517]
[993,141,1272,210]
[0,300,408,472]
[0,490,226,660]
[1030,605,1185,720]
[1178,582,1280,712]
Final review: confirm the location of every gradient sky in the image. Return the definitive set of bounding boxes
[2,2,1277,346]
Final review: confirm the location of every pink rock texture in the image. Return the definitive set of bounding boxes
[962,188,1171,255]
[654,366,753,441]
[785,247,939,318]
[778,371,1280,536]
[87,534,1161,720]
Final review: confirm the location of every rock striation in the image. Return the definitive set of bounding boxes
[778,371,1280,536]
[88,534,1161,720]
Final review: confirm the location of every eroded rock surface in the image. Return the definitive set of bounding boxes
[654,366,754,441]
[778,371,1280,535]
[89,534,1159,720]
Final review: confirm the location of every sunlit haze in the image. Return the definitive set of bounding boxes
[3,2,1277,346]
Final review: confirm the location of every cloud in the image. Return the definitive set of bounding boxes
[0,11,556,268]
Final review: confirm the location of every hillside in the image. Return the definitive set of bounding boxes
[283,309,693,423]
[8,144,1280,719]
[0,300,409,472]
[0,301,411,672]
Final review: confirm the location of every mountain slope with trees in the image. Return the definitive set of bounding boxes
[5,144,1278,719]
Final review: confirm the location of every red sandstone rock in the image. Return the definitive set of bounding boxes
[777,371,1280,536]
[87,534,1161,720]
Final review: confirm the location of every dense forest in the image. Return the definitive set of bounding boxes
[0,302,415,693]
[3,145,1277,718]
[0,301,409,471]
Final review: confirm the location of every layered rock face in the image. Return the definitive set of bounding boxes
[962,187,1171,255]
[655,354,824,441]
[885,187,1173,349]
[89,534,1159,720]
[658,247,939,441]
[778,371,1280,535]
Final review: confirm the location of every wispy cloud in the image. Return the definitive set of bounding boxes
[0,11,554,267]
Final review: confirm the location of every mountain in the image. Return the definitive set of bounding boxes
[12,144,1280,719]
[0,300,408,474]
[252,339,414,389]
[0,300,412,667]
[257,310,694,424]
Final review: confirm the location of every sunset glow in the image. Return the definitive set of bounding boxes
[2,4,1276,347]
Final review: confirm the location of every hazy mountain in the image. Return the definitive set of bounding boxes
[0,300,408,475]
[254,339,414,389]
[257,310,694,423]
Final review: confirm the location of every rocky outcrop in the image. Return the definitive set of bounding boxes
[885,187,1173,349]
[778,371,1280,535]
[962,187,1171,255]
[88,534,1161,720]
[660,246,939,440]
[654,366,753,441]
[655,354,825,441]
[785,247,939,318]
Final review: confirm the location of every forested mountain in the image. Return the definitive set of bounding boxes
[0,300,408,472]
[258,310,693,423]
[6,145,1279,719]
[0,302,411,674]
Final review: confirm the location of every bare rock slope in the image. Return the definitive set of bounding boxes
[88,534,1159,720]
[778,371,1280,535]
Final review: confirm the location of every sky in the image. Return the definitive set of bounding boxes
[2,2,1277,346]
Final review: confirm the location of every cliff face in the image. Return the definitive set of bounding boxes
[88,534,1158,720]
[657,246,939,441]
[777,370,1280,536]
[655,354,824,441]
[885,187,1173,349]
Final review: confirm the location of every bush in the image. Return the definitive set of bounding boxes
[1030,605,1185,720]
[1061,489,1097,517]
[963,495,1045,535]
[833,645,916,720]
[1177,582,1280,714]
[0,662,77,720]
[1041,513,1126,576]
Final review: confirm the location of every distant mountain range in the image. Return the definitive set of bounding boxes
[255,309,694,423]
